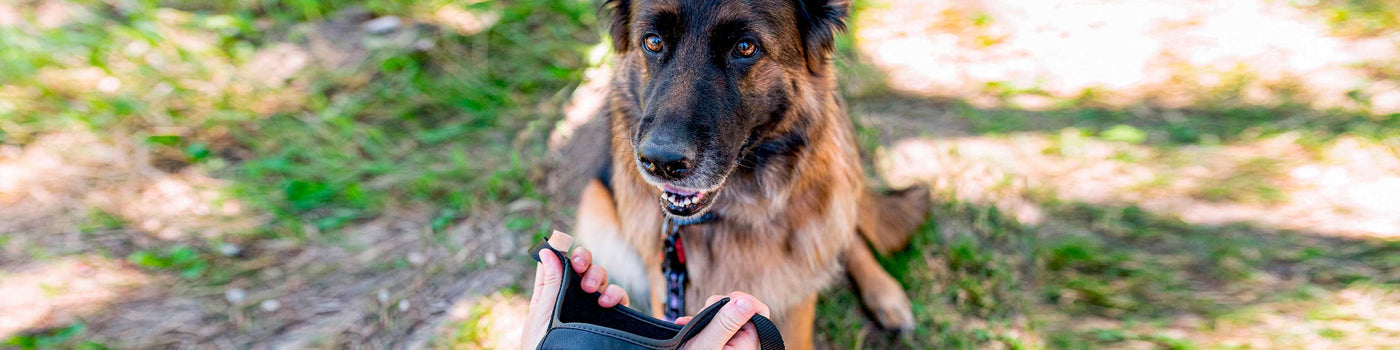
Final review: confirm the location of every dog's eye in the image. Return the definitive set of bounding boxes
[643,34,663,53]
[734,39,757,58]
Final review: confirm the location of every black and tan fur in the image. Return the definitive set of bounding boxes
[566,0,930,348]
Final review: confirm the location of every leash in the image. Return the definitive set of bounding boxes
[660,212,716,321]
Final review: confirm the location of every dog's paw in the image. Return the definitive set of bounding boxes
[861,287,916,332]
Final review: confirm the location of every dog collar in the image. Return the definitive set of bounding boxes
[660,212,716,321]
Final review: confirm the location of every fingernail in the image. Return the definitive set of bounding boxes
[584,277,597,289]
[600,294,615,304]
[734,297,754,314]
[572,256,585,266]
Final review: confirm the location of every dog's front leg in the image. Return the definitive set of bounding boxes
[573,179,653,314]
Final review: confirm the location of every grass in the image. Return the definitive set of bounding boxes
[954,99,1400,146]
[817,195,1400,349]
[2,0,591,344]
[2,0,593,237]
[1,0,590,250]
[3,322,109,350]
[1300,0,1400,37]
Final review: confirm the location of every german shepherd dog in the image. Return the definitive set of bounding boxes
[566,0,930,348]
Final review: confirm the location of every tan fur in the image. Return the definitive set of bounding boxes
[846,240,915,330]
[780,293,818,350]
[569,4,931,345]
[859,186,932,255]
[606,67,862,325]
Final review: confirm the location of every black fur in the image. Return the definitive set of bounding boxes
[603,0,849,217]
[796,0,849,73]
[602,0,632,52]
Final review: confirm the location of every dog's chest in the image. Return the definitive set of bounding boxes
[669,194,857,315]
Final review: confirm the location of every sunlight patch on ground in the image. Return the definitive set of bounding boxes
[0,130,255,248]
[856,0,1400,112]
[877,133,1400,238]
[430,4,501,36]
[1205,285,1400,349]
[1068,284,1400,349]
[435,292,529,350]
[0,0,89,29]
[0,256,151,338]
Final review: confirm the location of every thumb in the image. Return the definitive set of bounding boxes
[681,296,758,350]
[522,250,564,348]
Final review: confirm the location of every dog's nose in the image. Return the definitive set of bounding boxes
[637,133,695,180]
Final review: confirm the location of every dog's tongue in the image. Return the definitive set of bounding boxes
[663,185,698,196]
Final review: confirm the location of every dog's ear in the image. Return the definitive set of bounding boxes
[796,0,850,73]
[602,0,632,53]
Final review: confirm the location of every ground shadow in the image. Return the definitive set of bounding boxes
[817,195,1400,349]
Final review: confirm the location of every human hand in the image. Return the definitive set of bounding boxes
[521,233,631,349]
[674,292,772,350]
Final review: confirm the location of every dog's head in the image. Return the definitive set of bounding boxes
[604,0,849,218]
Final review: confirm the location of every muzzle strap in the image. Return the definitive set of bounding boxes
[660,213,715,321]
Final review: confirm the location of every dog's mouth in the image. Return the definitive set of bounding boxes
[657,184,719,218]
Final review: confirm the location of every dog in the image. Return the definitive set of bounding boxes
[562,0,930,348]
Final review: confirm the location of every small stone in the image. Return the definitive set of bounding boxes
[225,288,246,304]
[218,243,242,257]
[96,77,121,92]
[363,16,401,34]
[397,299,410,312]
[484,252,497,266]
[407,252,427,267]
[506,199,541,213]
[377,289,390,304]
[413,38,435,51]
[260,299,281,312]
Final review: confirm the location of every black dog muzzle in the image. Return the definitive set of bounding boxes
[529,239,785,349]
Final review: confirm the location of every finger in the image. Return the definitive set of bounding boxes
[596,284,630,306]
[570,247,592,274]
[679,294,759,350]
[599,284,621,309]
[726,322,758,348]
[727,291,771,318]
[523,250,564,348]
[580,262,608,293]
[674,316,693,326]
[528,250,547,307]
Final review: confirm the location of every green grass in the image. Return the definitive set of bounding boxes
[0,0,593,342]
[953,99,1400,146]
[1,0,594,240]
[3,322,110,350]
[1192,157,1288,205]
[1302,0,1400,37]
[817,193,1400,348]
